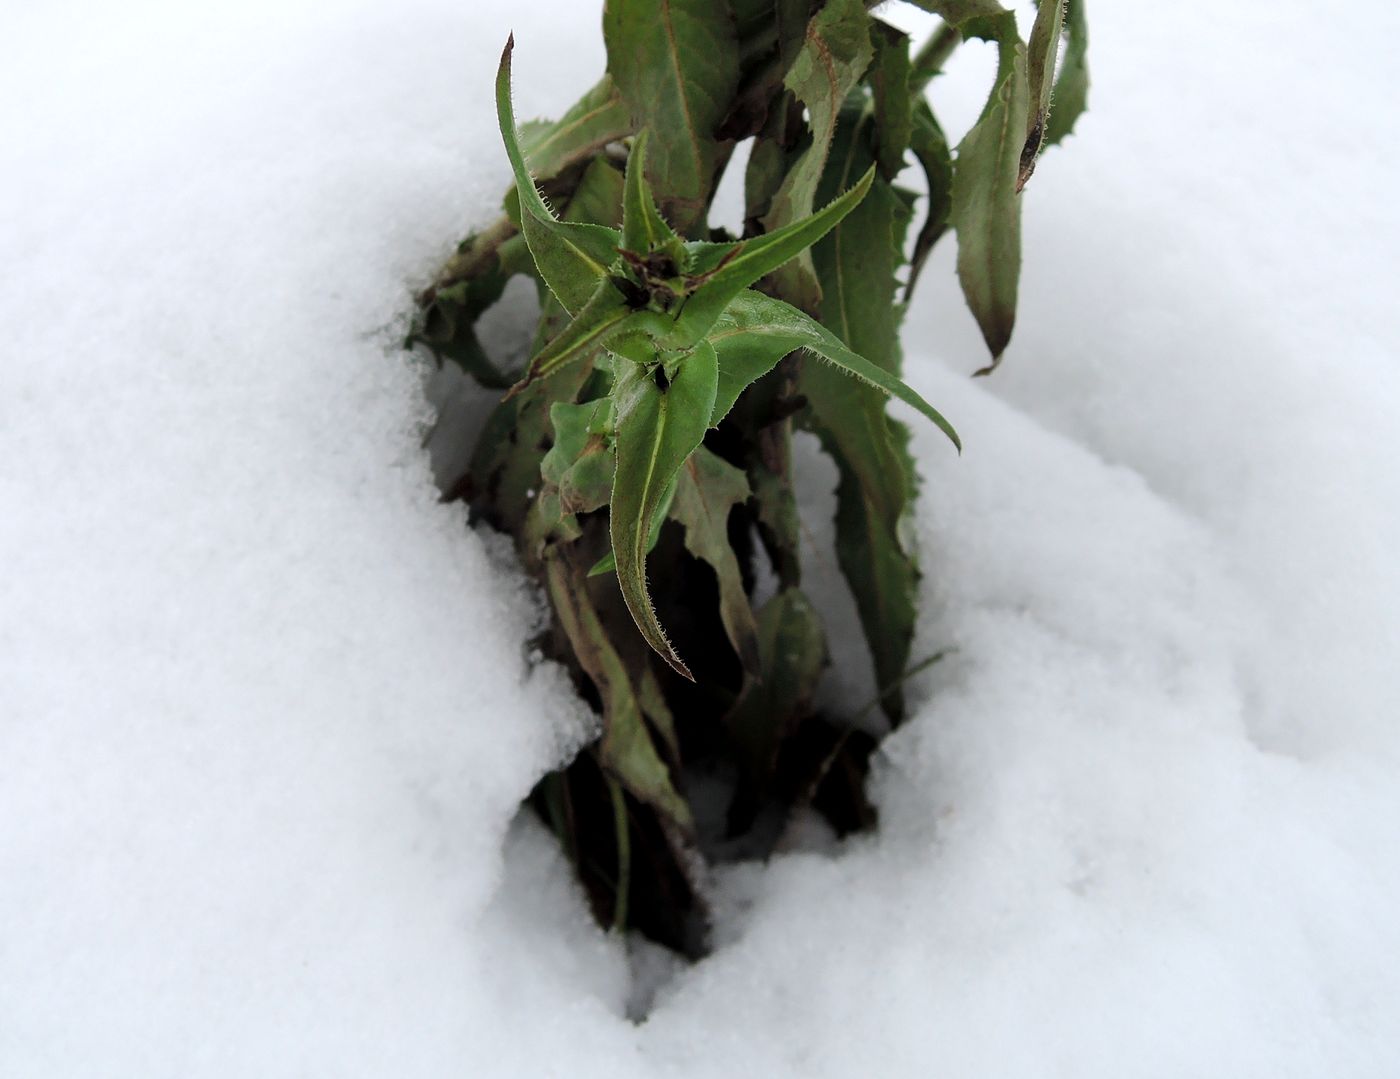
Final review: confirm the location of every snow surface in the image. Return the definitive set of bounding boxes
[3,1,1398,1075]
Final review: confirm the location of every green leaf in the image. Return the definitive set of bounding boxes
[587,473,677,577]
[670,448,761,674]
[805,117,922,721]
[760,0,874,309]
[507,280,634,396]
[563,156,625,229]
[621,129,682,255]
[669,165,876,347]
[714,291,961,450]
[497,37,622,314]
[542,399,616,515]
[603,0,741,235]
[1044,0,1089,147]
[544,551,692,830]
[904,100,953,300]
[724,588,826,783]
[868,20,913,180]
[468,300,597,536]
[609,342,720,678]
[947,14,1028,372]
[519,74,633,180]
[1019,0,1065,190]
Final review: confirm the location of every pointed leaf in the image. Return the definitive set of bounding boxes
[1019,0,1065,190]
[507,280,634,396]
[947,16,1028,371]
[603,0,740,235]
[713,291,960,450]
[609,342,719,678]
[497,37,621,314]
[587,473,677,577]
[1044,0,1089,147]
[805,130,922,720]
[669,165,876,347]
[621,130,681,254]
[760,0,874,308]
[671,448,761,674]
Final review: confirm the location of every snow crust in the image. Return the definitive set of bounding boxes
[3,1,1397,1075]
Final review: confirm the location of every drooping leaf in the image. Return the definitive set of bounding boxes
[803,112,922,721]
[668,165,876,347]
[946,13,1028,372]
[497,37,622,314]
[544,551,693,829]
[724,587,826,783]
[1019,0,1065,190]
[1044,0,1089,147]
[603,0,741,235]
[760,0,874,308]
[711,290,960,449]
[670,448,761,674]
[519,74,633,180]
[609,342,720,678]
[904,99,953,300]
[868,20,913,179]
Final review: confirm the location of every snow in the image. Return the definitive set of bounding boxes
[3,0,1397,1076]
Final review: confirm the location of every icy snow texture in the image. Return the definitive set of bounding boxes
[3,1,1397,1076]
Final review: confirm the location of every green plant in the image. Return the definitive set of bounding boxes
[414,0,1088,956]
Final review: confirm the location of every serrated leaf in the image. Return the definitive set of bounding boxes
[519,74,633,180]
[1044,0,1088,147]
[1019,0,1065,190]
[609,342,720,678]
[621,129,681,255]
[805,117,921,721]
[587,473,677,577]
[869,20,913,179]
[508,280,634,395]
[904,100,953,300]
[544,551,692,830]
[497,37,622,314]
[603,0,740,235]
[712,290,961,449]
[670,448,761,674]
[947,14,1028,372]
[669,165,876,347]
[725,587,826,782]
[760,0,874,308]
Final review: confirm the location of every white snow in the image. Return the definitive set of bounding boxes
[3,1,1397,1076]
